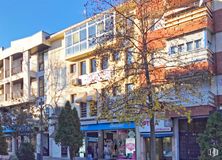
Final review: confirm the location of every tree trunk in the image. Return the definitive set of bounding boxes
[69,146,75,160]
[150,115,156,160]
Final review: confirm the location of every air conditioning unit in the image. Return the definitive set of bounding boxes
[72,78,82,86]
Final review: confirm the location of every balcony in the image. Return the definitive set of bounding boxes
[12,64,22,75]
[12,90,23,100]
[77,69,111,86]
[164,4,213,38]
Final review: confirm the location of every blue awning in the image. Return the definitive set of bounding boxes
[2,126,15,133]
[141,132,173,138]
[81,122,135,131]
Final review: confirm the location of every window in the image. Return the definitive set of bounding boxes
[170,46,176,54]
[90,59,97,73]
[61,146,68,157]
[126,48,134,64]
[178,44,184,53]
[113,86,121,96]
[80,61,86,75]
[73,32,80,44]
[97,21,104,35]
[113,52,120,61]
[101,56,109,70]
[65,35,72,47]
[126,83,134,93]
[89,101,97,116]
[65,14,114,55]
[71,94,76,103]
[39,76,44,97]
[80,102,87,118]
[186,42,193,51]
[38,52,44,71]
[88,25,96,38]
[195,39,201,49]
[80,29,86,41]
[70,64,76,73]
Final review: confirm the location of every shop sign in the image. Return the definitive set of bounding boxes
[139,119,172,133]
[126,138,135,155]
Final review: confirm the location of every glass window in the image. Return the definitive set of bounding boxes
[178,44,184,53]
[105,17,114,32]
[73,32,80,44]
[80,102,87,118]
[80,29,87,41]
[70,64,76,73]
[89,38,96,48]
[80,41,87,51]
[38,52,44,71]
[170,46,176,54]
[195,39,201,49]
[61,146,68,157]
[113,52,120,61]
[80,61,86,75]
[65,35,72,47]
[71,94,76,103]
[186,42,193,51]
[89,101,97,117]
[39,76,44,97]
[113,86,121,96]
[97,21,104,34]
[126,48,133,64]
[101,56,109,70]
[126,83,134,93]
[88,25,96,38]
[90,59,97,73]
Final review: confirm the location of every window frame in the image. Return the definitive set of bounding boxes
[80,61,86,75]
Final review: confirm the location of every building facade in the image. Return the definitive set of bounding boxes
[1,0,222,160]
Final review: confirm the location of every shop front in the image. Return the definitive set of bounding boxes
[139,119,173,160]
[80,122,136,160]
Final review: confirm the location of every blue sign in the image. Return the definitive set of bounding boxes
[81,122,135,131]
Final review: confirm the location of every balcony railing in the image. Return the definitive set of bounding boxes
[12,90,23,100]
[78,69,111,85]
[12,64,22,75]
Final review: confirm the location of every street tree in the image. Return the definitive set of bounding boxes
[55,101,83,160]
[86,0,210,159]
[197,111,222,160]
[0,124,8,155]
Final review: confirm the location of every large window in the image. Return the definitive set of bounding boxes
[126,83,134,93]
[90,59,97,73]
[126,48,134,65]
[80,61,86,75]
[80,102,87,118]
[38,52,44,71]
[39,76,44,97]
[101,56,109,70]
[186,42,193,51]
[70,64,76,73]
[65,13,114,56]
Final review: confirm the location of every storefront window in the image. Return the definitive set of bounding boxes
[145,137,172,160]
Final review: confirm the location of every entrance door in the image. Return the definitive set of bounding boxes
[179,118,207,160]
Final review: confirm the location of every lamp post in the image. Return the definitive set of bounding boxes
[38,97,44,160]
[37,97,57,160]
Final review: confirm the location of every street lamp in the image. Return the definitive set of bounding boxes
[37,97,55,160]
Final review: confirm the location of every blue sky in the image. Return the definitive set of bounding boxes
[0,0,87,48]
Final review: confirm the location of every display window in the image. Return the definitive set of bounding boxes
[145,137,172,160]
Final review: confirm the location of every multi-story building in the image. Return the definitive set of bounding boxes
[0,31,50,154]
[1,0,222,160]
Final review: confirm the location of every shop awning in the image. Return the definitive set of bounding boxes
[86,89,97,102]
[75,92,87,103]
[81,122,135,131]
[141,132,173,138]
